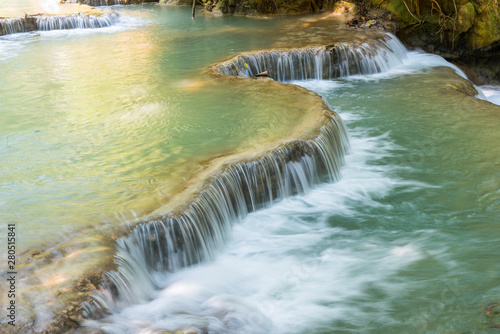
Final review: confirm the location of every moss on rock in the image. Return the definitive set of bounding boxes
[467,3,500,49]
[456,2,476,35]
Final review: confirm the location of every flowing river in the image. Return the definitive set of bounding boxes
[1,4,499,333]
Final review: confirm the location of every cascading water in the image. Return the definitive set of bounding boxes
[36,11,120,30]
[83,116,350,317]
[0,18,31,36]
[218,33,491,101]
[219,35,408,81]
[81,34,414,330]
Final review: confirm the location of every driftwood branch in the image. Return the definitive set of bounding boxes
[252,71,270,78]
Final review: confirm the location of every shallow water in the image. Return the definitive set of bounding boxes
[1,4,500,333]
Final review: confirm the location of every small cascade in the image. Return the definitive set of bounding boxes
[219,35,408,81]
[82,114,350,318]
[0,18,36,36]
[37,11,120,31]
[0,11,119,36]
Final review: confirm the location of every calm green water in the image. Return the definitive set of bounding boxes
[1,4,500,333]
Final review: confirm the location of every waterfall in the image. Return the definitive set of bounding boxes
[82,114,350,317]
[36,11,120,30]
[219,35,408,81]
[0,18,34,36]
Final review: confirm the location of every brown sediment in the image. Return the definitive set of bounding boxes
[486,303,500,318]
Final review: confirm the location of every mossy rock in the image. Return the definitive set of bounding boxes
[456,2,476,35]
[466,3,500,49]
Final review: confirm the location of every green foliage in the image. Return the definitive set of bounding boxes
[370,0,500,51]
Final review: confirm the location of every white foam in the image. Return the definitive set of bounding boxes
[338,49,469,83]
[297,46,490,102]
[478,85,500,106]
[0,38,28,61]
